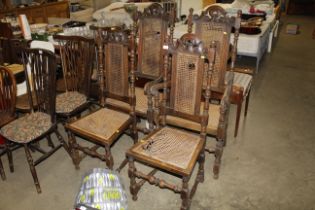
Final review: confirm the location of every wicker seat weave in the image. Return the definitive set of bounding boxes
[131,127,201,170]
[105,87,148,115]
[166,103,220,135]
[68,108,130,144]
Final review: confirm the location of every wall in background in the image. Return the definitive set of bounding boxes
[180,0,203,15]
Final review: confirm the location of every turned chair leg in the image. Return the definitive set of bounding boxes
[128,157,139,201]
[105,145,114,170]
[244,90,251,117]
[55,130,70,155]
[5,141,14,172]
[180,177,191,210]
[0,158,6,180]
[67,132,80,170]
[234,98,243,137]
[24,144,41,193]
[213,139,224,179]
[197,150,205,183]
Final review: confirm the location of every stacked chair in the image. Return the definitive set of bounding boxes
[65,24,138,170]
[102,3,171,133]
[190,6,253,137]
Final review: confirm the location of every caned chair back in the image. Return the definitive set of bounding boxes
[192,5,240,92]
[137,3,168,79]
[0,66,16,127]
[22,48,57,122]
[162,33,215,125]
[92,26,135,107]
[53,35,95,96]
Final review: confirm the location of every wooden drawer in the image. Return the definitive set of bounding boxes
[45,2,69,18]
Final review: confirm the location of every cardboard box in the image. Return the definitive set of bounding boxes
[286,24,299,35]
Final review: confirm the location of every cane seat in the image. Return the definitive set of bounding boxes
[166,103,221,135]
[67,108,131,145]
[129,126,203,176]
[106,87,148,116]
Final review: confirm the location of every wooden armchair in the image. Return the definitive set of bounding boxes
[0,66,16,180]
[0,48,70,193]
[65,25,138,170]
[191,6,253,137]
[126,34,216,210]
[52,35,95,122]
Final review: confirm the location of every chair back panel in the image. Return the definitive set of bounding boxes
[194,6,234,91]
[105,42,129,99]
[54,35,95,96]
[137,3,168,79]
[167,34,205,122]
[22,48,57,121]
[171,51,203,117]
[0,66,16,127]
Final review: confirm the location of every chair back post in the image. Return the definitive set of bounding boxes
[230,10,241,70]
[94,27,106,107]
[187,8,194,34]
[130,11,138,126]
[169,6,176,44]
[0,66,17,127]
[201,42,216,138]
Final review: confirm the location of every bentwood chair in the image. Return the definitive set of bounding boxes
[0,48,70,193]
[191,6,253,137]
[0,66,16,180]
[65,26,138,170]
[127,34,216,210]
[52,35,95,122]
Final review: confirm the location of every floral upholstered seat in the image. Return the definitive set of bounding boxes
[56,91,87,114]
[0,112,52,143]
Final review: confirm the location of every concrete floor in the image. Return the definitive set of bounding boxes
[1,15,315,210]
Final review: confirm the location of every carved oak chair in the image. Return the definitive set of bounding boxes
[126,34,216,210]
[103,3,170,130]
[65,26,138,170]
[52,35,95,122]
[0,66,16,180]
[191,6,253,137]
[0,48,70,193]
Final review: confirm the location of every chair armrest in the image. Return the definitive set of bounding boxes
[228,66,254,75]
[143,75,163,95]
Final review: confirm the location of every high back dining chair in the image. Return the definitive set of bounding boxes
[0,66,16,180]
[65,25,138,171]
[52,35,95,122]
[126,34,216,210]
[191,6,253,137]
[101,4,171,133]
[0,48,70,193]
